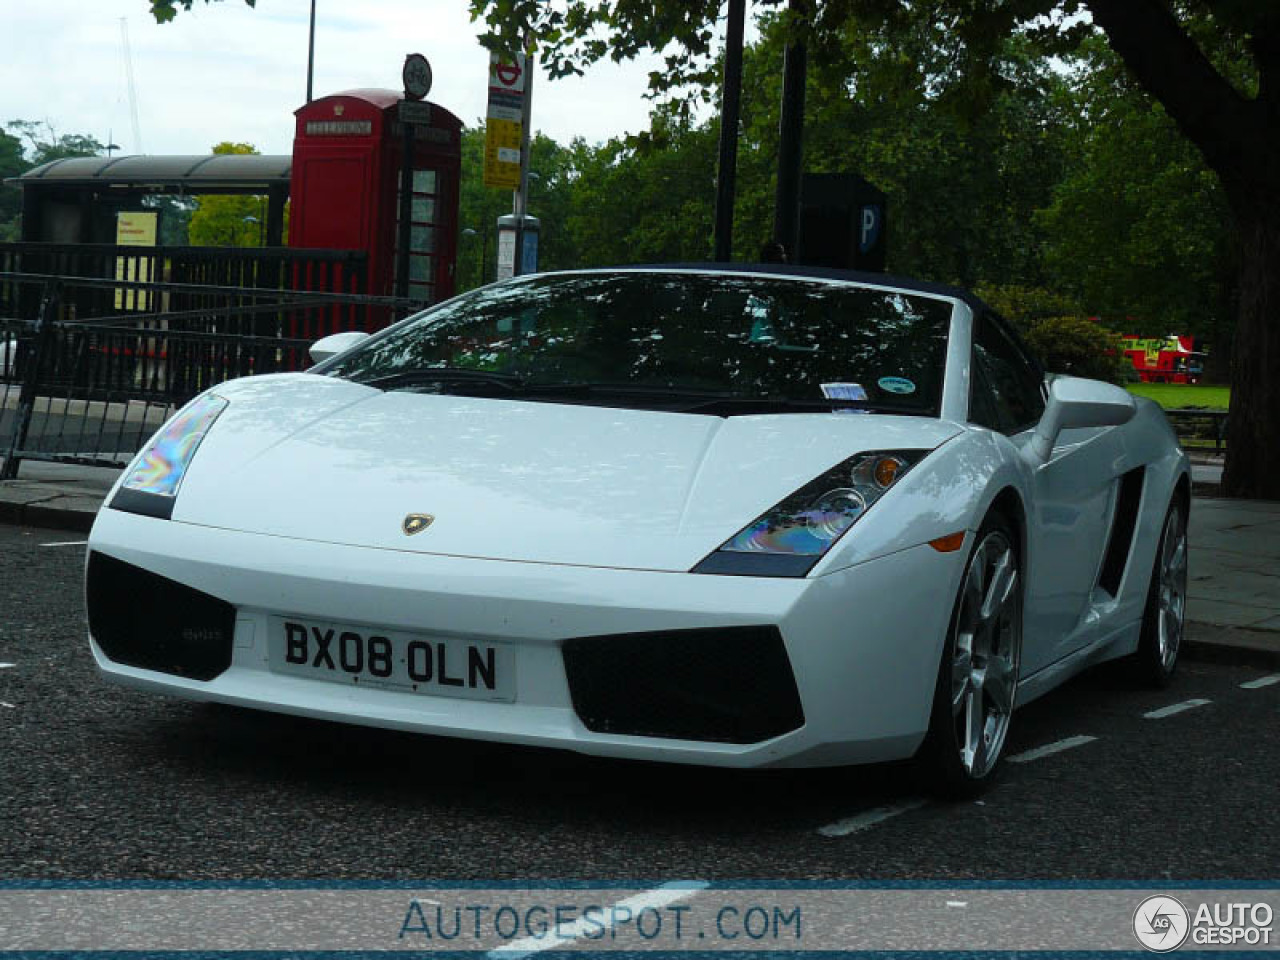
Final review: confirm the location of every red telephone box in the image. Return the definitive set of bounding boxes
[289,89,462,321]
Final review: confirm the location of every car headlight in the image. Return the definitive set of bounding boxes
[691,450,926,577]
[109,393,228,520]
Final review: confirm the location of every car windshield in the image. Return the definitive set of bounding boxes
[325,271,953,415]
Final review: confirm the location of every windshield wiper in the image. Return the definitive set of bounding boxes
[358,368,528,392]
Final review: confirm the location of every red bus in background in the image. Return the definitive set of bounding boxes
[1121,335,1206,384]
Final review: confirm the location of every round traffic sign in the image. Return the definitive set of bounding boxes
[402,53,432,100]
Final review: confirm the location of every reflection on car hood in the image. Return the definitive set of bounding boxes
[171,374,962,571]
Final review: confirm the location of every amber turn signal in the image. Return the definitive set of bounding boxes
[873,456,904,488]
[929,531,967,553]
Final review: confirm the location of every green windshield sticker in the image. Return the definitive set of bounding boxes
[878,376,917,395]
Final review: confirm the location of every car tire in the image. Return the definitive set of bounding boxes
[1130,498,1189,688]
[919,511,1023,799]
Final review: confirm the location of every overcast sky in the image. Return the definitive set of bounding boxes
[2,0,680,158]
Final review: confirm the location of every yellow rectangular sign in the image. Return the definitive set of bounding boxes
[115,211,158,310]
[483,116,522,190]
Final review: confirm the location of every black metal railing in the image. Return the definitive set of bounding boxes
[0,272,422,479]
[1164,408,1229,456]
[0,242,368,328]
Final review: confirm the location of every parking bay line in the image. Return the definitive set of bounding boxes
[0,663,14,670]
[1006,734,1098,764]
[1241,674,1280,690]
[1144,698,1211,719]
[39,540,88,548]
[818,798,930,838]
[486,881,708,959]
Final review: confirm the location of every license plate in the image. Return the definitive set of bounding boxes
[267,617,515,702]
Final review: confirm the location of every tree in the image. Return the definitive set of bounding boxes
[187,142,269,248]
[1,120,106,240]
[0,127,25,240]
[1036,36,1234,370]
[6,120,106,165]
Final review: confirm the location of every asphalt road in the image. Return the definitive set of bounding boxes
[1,522,1278,882]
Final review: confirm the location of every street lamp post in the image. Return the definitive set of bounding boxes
[462,226,491,288]
[306,0,317,104]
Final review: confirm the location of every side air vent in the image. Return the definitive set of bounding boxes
[1098,467,1145,596]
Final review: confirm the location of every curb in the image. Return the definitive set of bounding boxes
[1184,624,1280,670]
[0,500,95,533]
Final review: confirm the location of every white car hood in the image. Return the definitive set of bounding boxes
[172,374,962,572]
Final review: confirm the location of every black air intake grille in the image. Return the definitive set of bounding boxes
[87,552,236,681]
[562,626,804,744]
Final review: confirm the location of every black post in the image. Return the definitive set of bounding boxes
[773,0,808,259]
[713,0,746,262]
[396,120,413,300]
[1,280,60,481]
[306,0,317,103]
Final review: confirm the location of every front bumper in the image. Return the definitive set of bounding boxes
[86,508,966,768]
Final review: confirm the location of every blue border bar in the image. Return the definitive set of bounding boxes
[2,879,1278,890]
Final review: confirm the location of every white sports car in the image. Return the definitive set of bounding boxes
[85,266,1190,794]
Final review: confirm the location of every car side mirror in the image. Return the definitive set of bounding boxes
[1022,375,1136,465]
[309,331,370,366]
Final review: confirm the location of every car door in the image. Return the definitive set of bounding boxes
[969,313,1119,673]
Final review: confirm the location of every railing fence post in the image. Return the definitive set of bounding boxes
[1,279,61,481]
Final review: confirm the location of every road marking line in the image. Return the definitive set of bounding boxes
[1006,735,1097,764]
[39,540,88,548]
[486,881,707,959]
[1241,674,1280,690]
[946,901,968,908]
[0,663,14,669]
[818,798,929,838]
[0,702,14,709]
[1144,698,1211,719]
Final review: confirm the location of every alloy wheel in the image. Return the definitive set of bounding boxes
[1156,507,1189,672]
[950,530,1021,780]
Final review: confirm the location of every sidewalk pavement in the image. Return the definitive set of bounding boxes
[2,458,1278,666]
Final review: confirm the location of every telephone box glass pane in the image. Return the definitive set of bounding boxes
[411,225,435,253]
[409,254,432,282]
[409,282,433,301]
[412,170,437,195]
[411,196,436,224]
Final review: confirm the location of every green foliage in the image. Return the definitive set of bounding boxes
[0,127,25,240]
[149,0,253,24]
[6,120,105,165]
[1036,37,1234,344]
[0,119,106,239]
[187,142,270,248]
[1023,315,1130,384]
[975,284,1083,332]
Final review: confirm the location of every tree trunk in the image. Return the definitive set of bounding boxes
[1221,208,1280,499]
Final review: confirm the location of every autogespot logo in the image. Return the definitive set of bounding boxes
[1133,895,1191,952]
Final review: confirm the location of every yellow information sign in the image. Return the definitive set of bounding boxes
[483,116,522,190]
[115,211,158,310]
